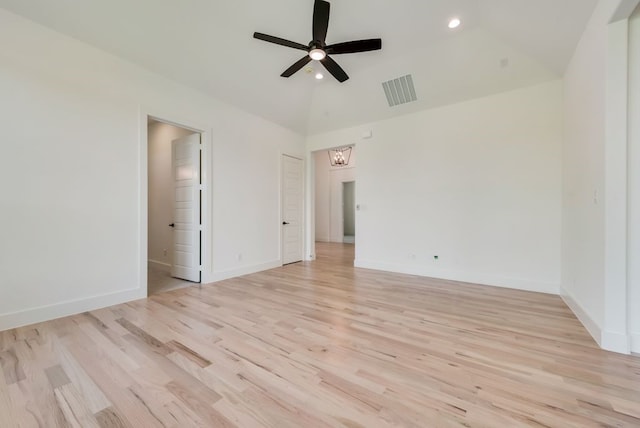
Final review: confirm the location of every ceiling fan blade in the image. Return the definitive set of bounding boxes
[253,32,309,51]
[320,56,349,82]
[281,56,313,78]
[326,39,382,55]
[312,0,330,43]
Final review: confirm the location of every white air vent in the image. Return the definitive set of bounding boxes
[382,74,417,107]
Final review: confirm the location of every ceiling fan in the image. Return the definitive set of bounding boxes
[253,0,382,83]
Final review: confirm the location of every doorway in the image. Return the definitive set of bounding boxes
[342,181,356,244]
[312,147,357,264]
[147,118,203,295]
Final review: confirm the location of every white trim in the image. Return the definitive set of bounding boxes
[602,330,631,354]
[630,4,640,357]
[148,259,171,269]
[140,106,213,289]
[138,110,149,298]
[0,288,145,332]
[631,332,640,353]
[603,18,630,353]
[354,259,560,295]
[560,287,602,347]
[210,260,282,282]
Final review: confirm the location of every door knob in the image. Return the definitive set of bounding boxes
[168,223,175,228]
[282,221,290,225]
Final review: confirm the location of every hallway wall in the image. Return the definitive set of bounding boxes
[147,121,195,268]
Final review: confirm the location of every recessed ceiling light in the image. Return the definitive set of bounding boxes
[448,18,461,29]
[315,73,324,80]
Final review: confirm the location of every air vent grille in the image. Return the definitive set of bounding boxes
[382,74,417,107]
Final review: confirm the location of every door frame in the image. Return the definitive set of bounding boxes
[140,108,212,296]
[307,145,357,261]
[280,153,305,265]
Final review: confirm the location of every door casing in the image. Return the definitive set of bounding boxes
[140,109,211,296]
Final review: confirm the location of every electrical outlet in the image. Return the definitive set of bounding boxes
[237,253,243,261]
[163,249,167,256]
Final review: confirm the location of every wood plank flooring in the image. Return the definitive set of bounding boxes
[1,242,639,427]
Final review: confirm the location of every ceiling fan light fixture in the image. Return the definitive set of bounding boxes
[309,48,327,60]
[448,18,461,29]
[315,72,324,80]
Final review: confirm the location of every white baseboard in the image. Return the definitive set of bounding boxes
[0,287,146,332]
[631,332,640,354]
[207,260,282,283]
[601,330,631,354]
[560,288,602,347]
[353,259,560,295]
[315,237,331,243]
[1,259,287,332]
[560,288,630,354]
[148,259,171,270]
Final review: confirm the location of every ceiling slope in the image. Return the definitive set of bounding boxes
[0,0,597,135]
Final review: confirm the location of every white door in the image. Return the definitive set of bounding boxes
[171,133,201,282]
[282,155,303,264]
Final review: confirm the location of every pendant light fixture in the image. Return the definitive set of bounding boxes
[328,147,352,167]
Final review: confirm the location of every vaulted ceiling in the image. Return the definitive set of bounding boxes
[0,0,598,135]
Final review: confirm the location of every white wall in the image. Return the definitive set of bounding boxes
[147,121,195,268]
[0,10,304,330]
[308,81,563,294]
[628,4,640,352]
[314,149,356,243]
[561,0,639,353]
[314,152,330,242]
[561,0,610,340]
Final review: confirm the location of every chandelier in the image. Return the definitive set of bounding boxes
[328,147,352,167]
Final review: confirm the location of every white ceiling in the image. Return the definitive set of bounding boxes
[0,0,597,135]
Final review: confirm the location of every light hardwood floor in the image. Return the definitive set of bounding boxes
[1,243,639,427]
[147,263,195,296]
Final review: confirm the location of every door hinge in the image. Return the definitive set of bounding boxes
[199,265,203,272]
[199,184,204,191]
[198,225,203,231]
